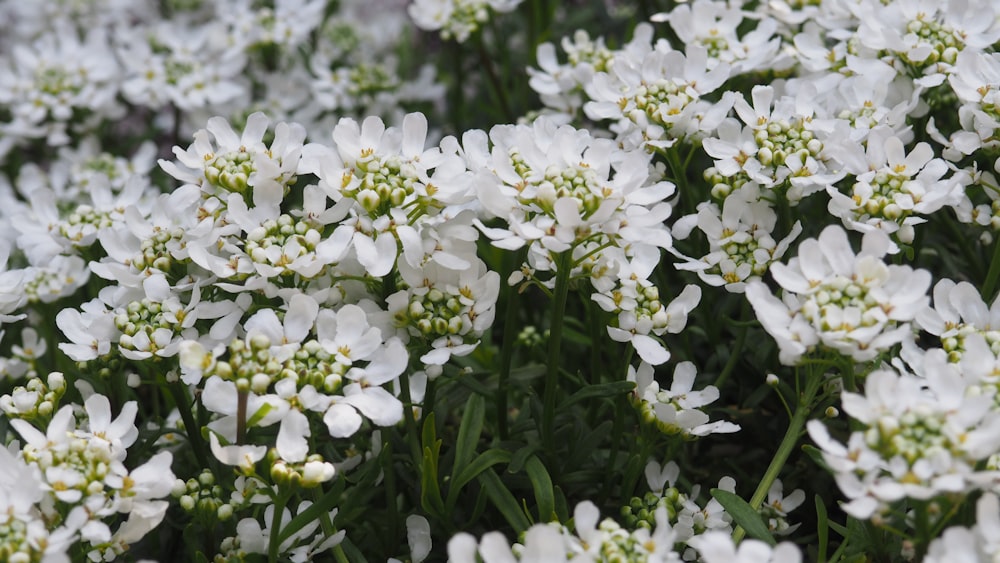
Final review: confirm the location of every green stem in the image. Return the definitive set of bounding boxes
[732,368,825,543]
[268,490,292,563]
[497,248,525,440]
[165,380,212,472]
[398,370,424,468]
[236,388,248,444]
[714,300,750,389]
[383,442,399,549]
[333,545,350,563]
[542,251,573,455]
[983,232,1000,303]
[913,499,931,560]
[664,148,692,215]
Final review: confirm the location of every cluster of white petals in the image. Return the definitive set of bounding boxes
[747,225,930,365]
[809,349,1000,519]
[7,395,175,561]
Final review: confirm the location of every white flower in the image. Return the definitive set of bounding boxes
[473,116,675,273]
[917,278,1000,362]
[390,255,500,367]
[118,21,247,112]
[304,112,464,277]
[585,43,734,150]
[245,293,319,362]
[604,283,701,366]
[56,297,118,361]
[0,445,75,562]
[323,338,408,438]
[644,459,681,496]
[826,127,962,245]
[209,432,267,471]
[630,361,740,437]
[661,0,787,74]
[405,515,432,563]
[408,0,523,43]
[747,225,930,364]
[162,112,304,198]
[677,183,802,292]
[761,479,805,536]
[235,501,341,561]
[0,25,121,152]
[925,493,1000,562]
[808,351,1000,519]
[82,394,138,458]
[688,531,802,563]
[703,85,845,202]
[851,0,1000,87]
[448,500,680,562]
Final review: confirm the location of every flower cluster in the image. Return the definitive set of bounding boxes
[7,0,1000,560]
[7,394,175,561]
[747,225,930,365]
[808,349,1000,520]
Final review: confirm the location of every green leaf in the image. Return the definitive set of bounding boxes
[277,478,345,545]
[419,412,445,517]
[559,380,635,409]
[339,537,369,563]
[711,488,775,546]
[244,402,275,428]
[422,412,437,451]
[815,494,829,563]
[802,444,832,473]
[524,455,555,522]
[447,448,512,509]
[454,393,486,472]
[829,520,850,538]
[508,443,541,474]
[554,485,570,522]
[421,443,446,517]
[620,453,645,500]
[478,467,531,532]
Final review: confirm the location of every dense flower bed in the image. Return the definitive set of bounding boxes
[3,0,1000,561]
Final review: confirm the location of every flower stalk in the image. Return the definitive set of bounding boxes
[542,250,573,456]
[733,366,826,543]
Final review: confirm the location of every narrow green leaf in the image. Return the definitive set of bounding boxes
[454,393,486,471]
[469,482,489,523]
[620,453,645,500]
[278,477,345,545]
[421,412,437,451]
[508,443,540,474]
[829,520,849,538]
[524,455,555,522]
[559,381,636,409]
[447,448,512,509]
[453,375,493,397]
[802,444,832,473]
[479,467,531,532]
[339,537,369,563]
[421,444,446,517]
[711,488,776,546]
[554,485,569,522]
[420,411,445,517]
[815,494,829,563]
[559,323,593,346]
[244,402,275,428]
[521,498,535,525]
